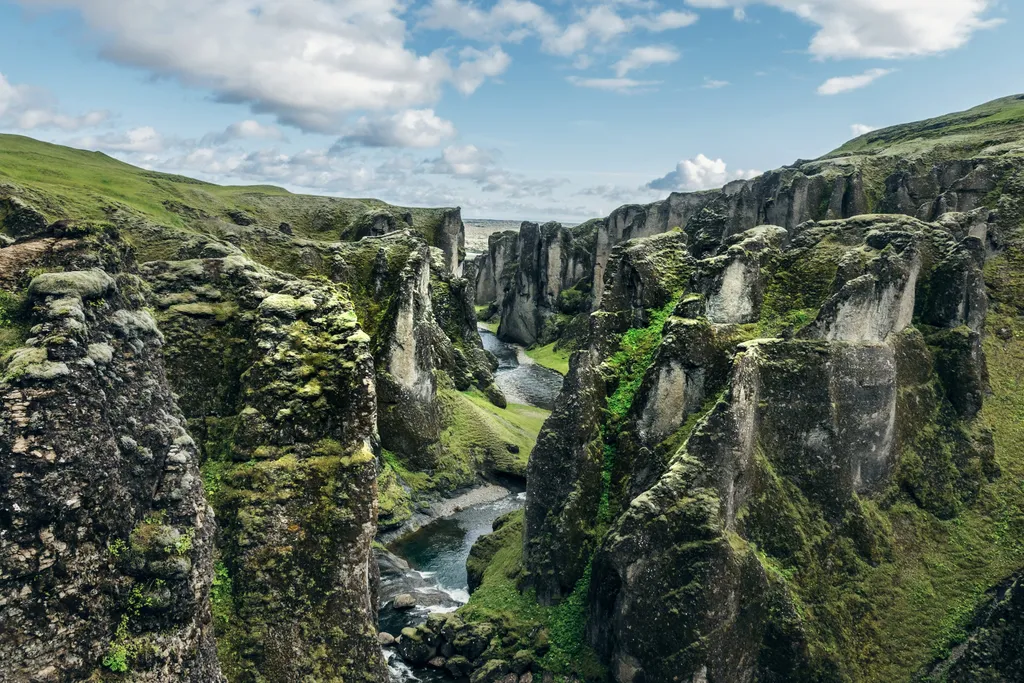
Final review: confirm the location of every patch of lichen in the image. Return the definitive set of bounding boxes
[331,239,413,338]
[377,455,414,530]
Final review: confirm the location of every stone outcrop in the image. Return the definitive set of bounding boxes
[436,207,467,276]
[144,252,387,683]
[0,227,222,681]
[521,211,1004,682]
[498,222,592,347]
[474,230,519,308]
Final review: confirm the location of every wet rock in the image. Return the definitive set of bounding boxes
[427,656,447,668]
[470,659,510,683]
[398,625,439,665]
[379,632,397,647]
[393,593,417,610]
[446,655,474,677]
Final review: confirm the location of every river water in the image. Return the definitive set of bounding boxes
[381,329,563,681]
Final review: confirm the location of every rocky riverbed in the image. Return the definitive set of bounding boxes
[379,330,562,681]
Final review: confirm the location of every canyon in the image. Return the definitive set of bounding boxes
[2,94,1024,683]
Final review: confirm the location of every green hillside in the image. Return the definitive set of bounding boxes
[0,134,454,265]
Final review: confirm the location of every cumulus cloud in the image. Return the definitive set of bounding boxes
[614,46,679,77]
[817,68,893,95]
[12,0,509,133]
[567,76,660,93]
[201,120,286,147]
[685,0,1001,59]
[419,0,697,56]
[850,123,878,136]
[0,71,109,131]
[453,46,512,94]
[646,154,760,192]
[333,109,457,150]
[75,126,166,154]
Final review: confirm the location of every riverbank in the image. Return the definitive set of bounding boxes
[377,483,514,545]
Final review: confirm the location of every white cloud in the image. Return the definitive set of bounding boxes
[13,0,510,133]
[425,144,570,198]
[419,0,698,57]
[647,154,760,192]
[202,120,286,146]
[702,78,730,89]
[334,109,457,150]
[850,123,878,136]
[646,10,700,30]
[817,68,893,95]
[75,126,166,154]
[614,46,680,77]
[453,46,512,94]
[568,76,660,93]
[685,0,1001,59]
[0,71,109,131]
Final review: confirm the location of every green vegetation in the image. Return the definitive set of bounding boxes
[604,302,675,423]
[828,95,1024,160]
[0,133,453,264]
[0,290,29,356]
[460,511,606,681]
[525,342,570,375]
[439,389,549,481]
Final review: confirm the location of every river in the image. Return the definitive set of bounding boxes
[380,329,564,682]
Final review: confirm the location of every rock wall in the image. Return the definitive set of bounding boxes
[0,227,222,682]
[474,230,519,307]
[145,253,387,683]
[498,222,592,347]
[522,211,1004,682]
[486,145,1009,346]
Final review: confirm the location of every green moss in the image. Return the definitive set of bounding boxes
[0,289,29,356]
[459,511,607,681]
[604,301,675,424]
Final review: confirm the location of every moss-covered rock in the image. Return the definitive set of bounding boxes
[143,253,386,682]
[0,235,221,681]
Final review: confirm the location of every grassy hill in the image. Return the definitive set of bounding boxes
[0,134,455,265]
[826,94,1024,161]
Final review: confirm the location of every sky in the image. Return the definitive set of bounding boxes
[0,1,1021,222]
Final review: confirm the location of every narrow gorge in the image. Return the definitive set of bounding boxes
[3,94,1024,683]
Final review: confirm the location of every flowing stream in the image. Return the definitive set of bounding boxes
[380,329,564,681]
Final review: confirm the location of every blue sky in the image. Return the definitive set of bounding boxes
[0,0,1021,221]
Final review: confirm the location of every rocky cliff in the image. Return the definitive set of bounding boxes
[0,138,503,682]
[0,223,222,681]
[477,96,1024,355]
[456,95,1024,683]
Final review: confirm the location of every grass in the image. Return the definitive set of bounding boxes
[826,94,1024,160]
[440,389,550,478]
[459,510,607,681]
[475,304,500,333]
[0,133,453,263]
[525,342,570,375]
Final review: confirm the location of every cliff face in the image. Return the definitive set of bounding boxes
[145,250,387,683]
[456,97,1024,683]
[497,222,593,347]
[0,225,221,681]
[477,97,1024,353]
[517,205,1014,682]
[474,230,519,309]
